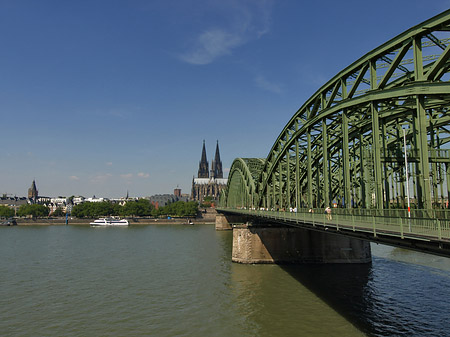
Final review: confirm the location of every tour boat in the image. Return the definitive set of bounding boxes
[90,217,129,226]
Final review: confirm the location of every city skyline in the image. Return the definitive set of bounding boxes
[1,1,448,198]
[4,141,222,199]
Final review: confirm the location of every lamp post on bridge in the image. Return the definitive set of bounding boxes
[403,128,411,231]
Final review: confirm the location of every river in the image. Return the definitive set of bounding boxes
[1,224,449,336]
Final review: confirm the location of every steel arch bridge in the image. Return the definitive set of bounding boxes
[222,10,450,216]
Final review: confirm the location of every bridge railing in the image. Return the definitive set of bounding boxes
[217,208,450,241]
[296,207,450,220]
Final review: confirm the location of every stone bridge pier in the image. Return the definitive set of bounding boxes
[216,215,371,264]
[232,223,371,264]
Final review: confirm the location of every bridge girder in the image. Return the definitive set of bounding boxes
[221,158,265,208]
[223,10,450,212]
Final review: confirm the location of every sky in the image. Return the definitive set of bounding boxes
[1,0,449,198]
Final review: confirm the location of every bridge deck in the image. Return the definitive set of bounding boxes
[217,208,450,258]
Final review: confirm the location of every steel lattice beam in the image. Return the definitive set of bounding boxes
[222,10,450,214]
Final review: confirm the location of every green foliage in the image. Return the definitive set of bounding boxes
[200,200,212,208]
[72,201,119,218]
[121,199,153,217]
[200,196,217,208]
[52,207,65,217]
[0,206,15,218]
[151,207,161,217]
[17,204,50,218]
[70,200,197,218]
[158,201,198,217]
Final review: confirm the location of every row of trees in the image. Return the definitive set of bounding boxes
[1,200,200,219]
[0,205,15,218]
[71,199,199,218]
[0,204,50,218]
[158,201,199,217]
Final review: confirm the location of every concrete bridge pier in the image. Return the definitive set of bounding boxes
[232,223,372,264]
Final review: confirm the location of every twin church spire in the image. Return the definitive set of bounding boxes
[197,140,223,179]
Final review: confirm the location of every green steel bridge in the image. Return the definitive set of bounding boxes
[219,10,450,257]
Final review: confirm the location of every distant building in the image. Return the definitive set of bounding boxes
[72,196,85,205]
[0,196,28,214]
[149,193,189,209]
[85,196,109,203]
[28,180,38,202]
[174,188,181,197]
[191,141,227,203]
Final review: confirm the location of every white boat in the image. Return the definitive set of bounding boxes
[90,217,129,226]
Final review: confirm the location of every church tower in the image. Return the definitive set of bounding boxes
[198,140,209,178]
[210,140,223,179]
[28,180,38,201]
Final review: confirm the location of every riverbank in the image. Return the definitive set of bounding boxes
[14,218,214,226]
[13,208,218,226]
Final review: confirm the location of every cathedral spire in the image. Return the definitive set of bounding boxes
[201,140,207,163]
[198,140,209,178]
[214,140,223,178]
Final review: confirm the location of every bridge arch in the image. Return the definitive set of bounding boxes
[225,10,450,212]
[222,158,265,208]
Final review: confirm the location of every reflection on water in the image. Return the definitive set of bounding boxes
[0,226,449,336]
[372,242,450,272]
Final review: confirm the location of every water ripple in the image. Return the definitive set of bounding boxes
[1,226,449,336]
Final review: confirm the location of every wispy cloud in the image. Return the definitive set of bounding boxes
[69,175,79,181]
[137,172,150,178]
[120,173,133,179]
[179,0,273,65]
[90,173,113,184]
[254,75,282,93]
[181,29,243,65]
[115,172,150,180]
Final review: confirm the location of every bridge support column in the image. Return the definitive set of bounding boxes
[232,223,371,264]
[215,213,246,231]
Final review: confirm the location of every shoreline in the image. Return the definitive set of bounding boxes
[7,208,219,226]
[12,218,215,226]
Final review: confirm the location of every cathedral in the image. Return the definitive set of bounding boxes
[191,141,228,203]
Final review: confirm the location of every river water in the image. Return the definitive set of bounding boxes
[1,224,449,336]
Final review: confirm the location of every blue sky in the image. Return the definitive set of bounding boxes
[1,0,449,198]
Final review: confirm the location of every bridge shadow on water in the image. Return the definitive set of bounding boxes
[237,224,448,336]
[279,259,448,337]
[218,228,449,336]
[279,263,377,336]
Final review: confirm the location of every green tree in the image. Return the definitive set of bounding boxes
[200,196,214,208]
[17,204,49,218]
[122,199,153,217]
[157,201,198,217]
[0,206,15,218]
[151,207,161,218]
[52,207,65,217]
[185,201,199,217]
[72,201,119,218]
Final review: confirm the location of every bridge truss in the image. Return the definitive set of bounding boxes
[222,10,450,215]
